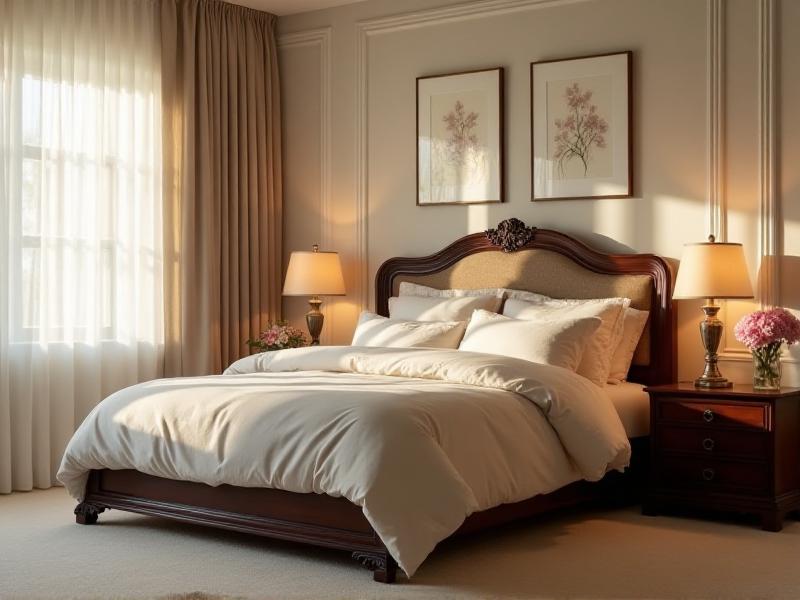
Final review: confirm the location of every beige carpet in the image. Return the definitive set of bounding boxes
[2,489,800,599]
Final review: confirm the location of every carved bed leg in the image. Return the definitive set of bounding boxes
[352,550,397,583]
[74,501,105,525]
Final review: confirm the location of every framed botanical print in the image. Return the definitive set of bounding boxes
[417,67,504,205]
[530,51,632,201]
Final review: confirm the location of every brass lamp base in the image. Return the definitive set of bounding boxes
[694,302,733,388]
[695,375,733,389]
[306,296,324,346]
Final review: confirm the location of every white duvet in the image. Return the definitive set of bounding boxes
[58,346,630,576]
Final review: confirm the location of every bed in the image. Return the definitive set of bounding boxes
[58,220,676,583]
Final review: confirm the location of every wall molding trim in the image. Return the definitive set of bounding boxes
[705,0,746,361]
[278,27,332,50]
[721,0,788,374]
[755,0,794,368]
[757,0,779,310]
[358,0,587,36]
[354,0,590,311]
[707,0,726,242]
[278,27,334,343]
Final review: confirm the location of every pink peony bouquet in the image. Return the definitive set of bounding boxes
[247,321,308,352]
[734,308,800,389]
[734,308,800,351]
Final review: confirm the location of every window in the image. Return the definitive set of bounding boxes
[7,71,163,345]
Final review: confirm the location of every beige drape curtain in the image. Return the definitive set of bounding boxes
[160,0,282,376]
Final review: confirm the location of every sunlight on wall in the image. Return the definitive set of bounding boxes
[467,203,490,232]
[721,206,762,358]
[591,198,634,247]
[652,194,706,259]
[726,209,759,279]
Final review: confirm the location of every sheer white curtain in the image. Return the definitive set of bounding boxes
[0,0,163,493]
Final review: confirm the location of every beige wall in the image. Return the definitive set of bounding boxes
[278,0,796,384]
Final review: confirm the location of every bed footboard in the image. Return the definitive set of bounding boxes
[75,437,646,584]
[79,469,396,583]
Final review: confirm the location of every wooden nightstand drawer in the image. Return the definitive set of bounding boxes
[658,425,769,459]
[658,399,769,430]
[646,383,800,531]
[659,456,769,493]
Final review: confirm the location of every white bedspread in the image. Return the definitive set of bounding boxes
[57,346,630,576]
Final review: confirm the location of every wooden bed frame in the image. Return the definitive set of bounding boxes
[73,221,676,583]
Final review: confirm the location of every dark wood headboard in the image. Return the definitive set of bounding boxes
[374,220,676,386]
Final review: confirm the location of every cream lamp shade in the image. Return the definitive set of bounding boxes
[673,238,754,300]
[283,246,346,296]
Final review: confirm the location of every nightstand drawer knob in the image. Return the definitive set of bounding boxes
[702,468,715,481]
[703,409,714,423]
[702,438,715,451]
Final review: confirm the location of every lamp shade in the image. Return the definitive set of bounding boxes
[283,247,346,296]
[673,239,754,300]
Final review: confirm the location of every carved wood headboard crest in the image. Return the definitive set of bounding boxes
[484,218,536,252]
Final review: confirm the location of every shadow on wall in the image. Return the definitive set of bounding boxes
[779,256,800,311]
[572,230,637,254]
[780,255,800,364]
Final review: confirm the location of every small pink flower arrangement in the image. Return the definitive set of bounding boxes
[734,308,800,389]
[247,321,308,352]
[734,308,800,351]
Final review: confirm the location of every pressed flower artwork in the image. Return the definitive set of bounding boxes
[430,91,488,192]
[532,52,631,200]
[417,68,503,205]
[548,76,612,179]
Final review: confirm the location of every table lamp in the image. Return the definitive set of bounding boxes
[283,245,346,345]
[673,235,754,388]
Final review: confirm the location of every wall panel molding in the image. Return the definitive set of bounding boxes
[278,27,334,343]
[706,0,746,360]
[721,0,788,373]
[707,0,726,242]
[757,0,779,310]
[755,0,794,367]
[354,0,590,311]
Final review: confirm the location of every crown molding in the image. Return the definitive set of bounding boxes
[358,0,587,35]
[278,27,332,48]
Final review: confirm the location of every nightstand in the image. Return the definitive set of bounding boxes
[644,383,800,531]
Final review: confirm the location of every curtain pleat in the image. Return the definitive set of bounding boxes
[160,0,282,376]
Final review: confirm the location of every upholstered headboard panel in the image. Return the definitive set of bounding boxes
[375,221,676,385]
[393,249,653,364]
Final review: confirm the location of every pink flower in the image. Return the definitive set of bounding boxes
[248,320,309,352]
[734,308,800,350]
[553,82,608,177]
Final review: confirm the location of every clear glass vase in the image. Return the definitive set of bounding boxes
[752,343,782,391]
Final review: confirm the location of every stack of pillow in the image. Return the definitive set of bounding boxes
[351,283,648,386]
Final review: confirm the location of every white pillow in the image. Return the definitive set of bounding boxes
[458,309,601,371]
[504,289,552,303]
[388,295,502,321]
[352,312,467,349]
[503,297,630,387]
[607,308,650,384]
[398,282,505,299]
[400,283,553,305]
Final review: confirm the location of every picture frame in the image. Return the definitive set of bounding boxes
[530,51,632,201]
[417,67,504,206]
